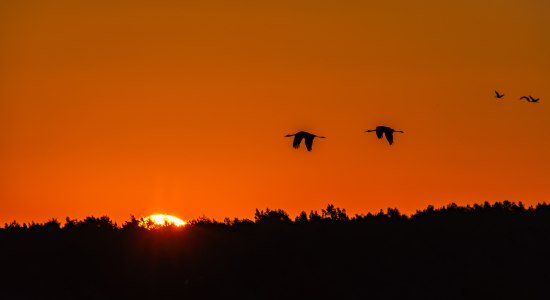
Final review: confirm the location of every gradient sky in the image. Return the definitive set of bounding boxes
[1,0,549,224]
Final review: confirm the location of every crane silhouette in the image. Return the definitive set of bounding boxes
[365,126,404,145]
[285,131,326,151]
[521,96,540,103]
[495,91,504,99]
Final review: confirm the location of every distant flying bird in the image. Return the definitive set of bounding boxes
[365,126,404,145]
[285,131,326,151]
[521,96,540,103]
[495,91,504,99]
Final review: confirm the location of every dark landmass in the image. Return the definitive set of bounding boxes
[1,201,550,299]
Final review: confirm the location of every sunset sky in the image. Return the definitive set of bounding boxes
[1,0,549,224]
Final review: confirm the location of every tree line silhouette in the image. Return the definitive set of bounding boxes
[1,201,550,299]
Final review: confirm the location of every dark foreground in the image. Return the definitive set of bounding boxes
[1,202,550,299]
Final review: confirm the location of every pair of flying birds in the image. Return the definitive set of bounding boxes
[285,126,403,152]
[495,91,540,103]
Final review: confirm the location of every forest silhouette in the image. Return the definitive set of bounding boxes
[1,201,550,299]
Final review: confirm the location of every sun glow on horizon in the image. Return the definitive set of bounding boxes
[140,214,187,228]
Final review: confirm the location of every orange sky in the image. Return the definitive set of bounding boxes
[1,0,549,224]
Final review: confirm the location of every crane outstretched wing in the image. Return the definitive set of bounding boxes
[376,127,384,139]
[385,131,394,145]
[293,135,303,149]
[304,136,314,151]
[520,96,529,100]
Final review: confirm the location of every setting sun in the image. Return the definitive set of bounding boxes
[140,214,187,228]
